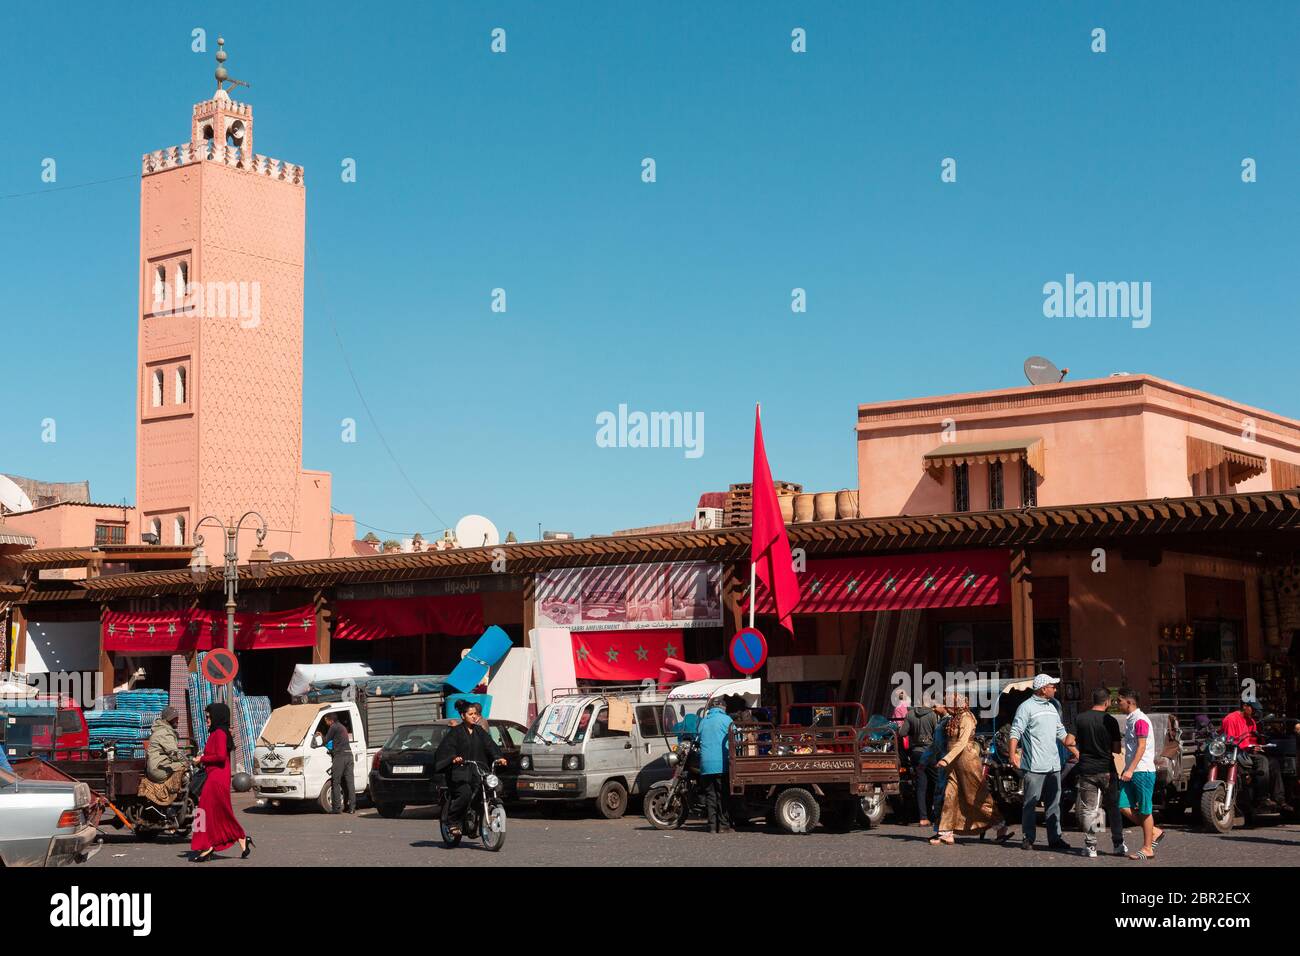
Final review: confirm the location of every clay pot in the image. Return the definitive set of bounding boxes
[814,492,837,521]
[778,494,794,523]
[836,489,858,519]
[793,494,815,523]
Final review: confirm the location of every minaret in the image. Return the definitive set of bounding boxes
[135,39,310,557]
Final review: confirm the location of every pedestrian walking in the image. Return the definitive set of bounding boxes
[1116,688,1164,860]
[322,712,355,814]
[697,697,735,833]
[1009,674,1079,852]
[1072,687,1126,857]
[901,695,941,826]
[932,693,1012,846]
[190,703,252,862]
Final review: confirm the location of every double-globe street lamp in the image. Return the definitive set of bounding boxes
[188,512,272,703]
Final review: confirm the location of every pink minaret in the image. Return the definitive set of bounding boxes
[135,38,319,558]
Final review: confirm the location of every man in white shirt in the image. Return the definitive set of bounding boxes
[1116,687,1164,860]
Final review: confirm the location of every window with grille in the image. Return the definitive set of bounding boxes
[953,463,970,512]
[95,523,126,546]
[1021,463,1038,507]
[989,461,1004,510]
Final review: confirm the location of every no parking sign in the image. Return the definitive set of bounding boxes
[729,628,768,675]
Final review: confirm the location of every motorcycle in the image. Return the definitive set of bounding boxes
[644,738,702,829]
[1197,732,1287,833]
[439,761,507,851]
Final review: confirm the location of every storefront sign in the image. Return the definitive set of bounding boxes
[335,575,526,602]
[751,549,1009,615]
[535,561,722,632]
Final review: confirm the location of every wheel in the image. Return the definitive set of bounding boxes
[596,780,628,819]
[774,787,821,834]
[318,782,335,814]
[481,804,507,852]
[858,792,887,829]
[439,801,463,848]
[375,803,406,819]
[644,784,687,830]
[1200,785,1235,833]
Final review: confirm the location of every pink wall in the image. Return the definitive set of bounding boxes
[2,503,136,552]
[857,375,1300,516]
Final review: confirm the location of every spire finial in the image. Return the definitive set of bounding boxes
[215,37,228,89]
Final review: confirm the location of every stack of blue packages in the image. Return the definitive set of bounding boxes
[187,652,268,774]
[85,709,157,757]
[113,689,170,714]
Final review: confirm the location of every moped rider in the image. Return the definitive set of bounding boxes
[434,699,507,839]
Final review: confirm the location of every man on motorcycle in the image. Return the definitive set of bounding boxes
[138,706,188,806]
[1222,699,1293,813]
[434,700,506,838]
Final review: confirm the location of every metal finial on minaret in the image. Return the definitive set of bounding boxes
[213,36,250,94]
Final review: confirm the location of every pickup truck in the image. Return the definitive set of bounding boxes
[0,762,102,866]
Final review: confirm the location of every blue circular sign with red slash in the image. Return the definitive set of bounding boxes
[202,648,239,686]
[729,628,768,675]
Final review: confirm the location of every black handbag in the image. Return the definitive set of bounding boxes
[188,768,208,799]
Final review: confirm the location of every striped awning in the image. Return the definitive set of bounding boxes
[0,526,36,546]
[1271,459,1300,491]
[924,438,1044,481]
[1187,437,1267,483]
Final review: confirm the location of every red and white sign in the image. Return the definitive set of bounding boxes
[536,561,722,633]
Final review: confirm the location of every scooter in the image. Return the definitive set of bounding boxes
[644,738,702,829]
[439,761,507,851]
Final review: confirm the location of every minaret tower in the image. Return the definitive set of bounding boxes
[135,39,310,558]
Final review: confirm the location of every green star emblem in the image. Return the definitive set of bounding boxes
[635,645,649,661]
[576,645,589,661]
[884,576,897,592]
[845,578,860,593]
[962,571,976,588]
[809,579,823,594]
[664,642,678,657]
[605,646,620,663]
[923,575,937,590]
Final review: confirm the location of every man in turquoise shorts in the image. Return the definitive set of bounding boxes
[1116,687,1164,860]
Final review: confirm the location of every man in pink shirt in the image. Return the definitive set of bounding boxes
[1221,699,1290,813]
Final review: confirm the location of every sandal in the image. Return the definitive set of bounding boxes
[1152,829,1166,847]
[995,827,1015,843]
[1128,848,1155,860]
[928,836,955,846]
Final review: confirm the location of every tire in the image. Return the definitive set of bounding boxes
[858,791,887,829]
[481,804,507,852]
[596,780,628,819]
[1200,785,1235,833]
[439,801,463,848]
[375,803,406,819]
[644,784,687,830]
[774,787,821,834]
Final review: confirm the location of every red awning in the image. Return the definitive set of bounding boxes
[572,629,684,682]
[333,595,484,641]
[103,605,318,653]
[751,549,1009,615]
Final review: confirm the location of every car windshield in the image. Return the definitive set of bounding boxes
[525,701,586,744]
[384,725,446,751]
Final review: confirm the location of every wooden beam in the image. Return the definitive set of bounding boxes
[313,590,332,665]
[1010,549,1034,677]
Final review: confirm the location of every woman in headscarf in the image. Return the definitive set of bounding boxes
[190,702,253,862]
[931,692,1012,846]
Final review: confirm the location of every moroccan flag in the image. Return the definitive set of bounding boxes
[751,404,800,634]
[571,629,684,681]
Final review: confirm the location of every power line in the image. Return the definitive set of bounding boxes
[0,171,139,201]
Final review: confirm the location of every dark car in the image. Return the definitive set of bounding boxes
[368,718,525,819]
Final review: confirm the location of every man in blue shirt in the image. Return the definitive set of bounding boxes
[1009,674,1079,851]
[696,699,735,833]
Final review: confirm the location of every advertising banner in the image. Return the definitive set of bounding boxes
[535,561,722,632]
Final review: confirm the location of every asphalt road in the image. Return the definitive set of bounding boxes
[83,794,1300,868]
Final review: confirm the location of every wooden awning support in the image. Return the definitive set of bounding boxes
[1187,437,1267,483]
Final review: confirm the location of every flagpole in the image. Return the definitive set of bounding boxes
[749,561,756,628]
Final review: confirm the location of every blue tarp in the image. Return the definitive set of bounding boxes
[300,675,449,702]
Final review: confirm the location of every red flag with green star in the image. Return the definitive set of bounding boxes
[571,629,683,681]
[750,404,800,635]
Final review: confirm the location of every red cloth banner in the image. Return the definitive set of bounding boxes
[751,550,1010,615]
[103,605,318,653]
[572,629,684,681]
[333,595,484,641]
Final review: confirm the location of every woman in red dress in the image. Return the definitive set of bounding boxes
[191,702,254,862]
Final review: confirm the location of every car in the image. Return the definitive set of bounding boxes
[367,718,525,819]
[0,762,102,866]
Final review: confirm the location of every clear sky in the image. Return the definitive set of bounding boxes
[2,2,1297,541]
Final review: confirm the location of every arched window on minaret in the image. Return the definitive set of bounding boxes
[175,366,187,405]
[152,369,164,407]
[177,262,188,299]
[173,515,186,546]
[150,517,162,542]
[153,265,166,305]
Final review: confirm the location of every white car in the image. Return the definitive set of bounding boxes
[0,764,102,867]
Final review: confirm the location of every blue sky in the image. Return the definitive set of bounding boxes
[1,3,1297,540]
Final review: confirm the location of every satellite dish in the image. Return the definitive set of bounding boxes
[1024,355,1068,386]
[455,514,500,549]
[270,551,294,563]
[0,474,33,513]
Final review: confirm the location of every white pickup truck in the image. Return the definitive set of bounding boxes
[0,764,102,867]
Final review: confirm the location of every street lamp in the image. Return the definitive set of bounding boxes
[191,512,271,703]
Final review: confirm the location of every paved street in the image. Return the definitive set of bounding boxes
[84,794,1300,868]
